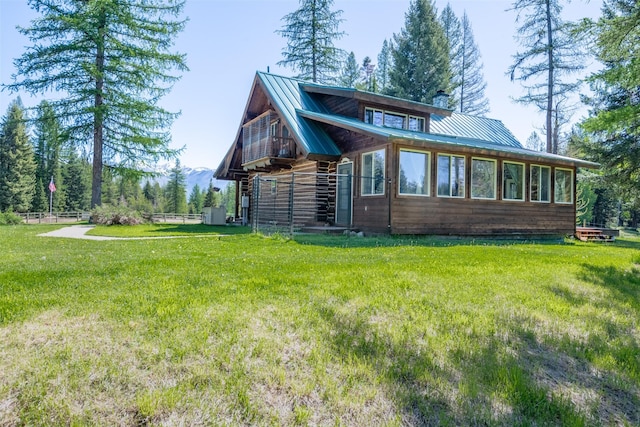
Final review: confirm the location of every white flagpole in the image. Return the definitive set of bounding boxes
[49,176,53,223]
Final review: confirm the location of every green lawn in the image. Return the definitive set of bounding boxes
[1,224,638,426]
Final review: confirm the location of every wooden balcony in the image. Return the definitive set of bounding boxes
[242,136,296,170]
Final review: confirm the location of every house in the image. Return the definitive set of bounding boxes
[215,71,597,236]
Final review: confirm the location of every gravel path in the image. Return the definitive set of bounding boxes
[38,225,119,240]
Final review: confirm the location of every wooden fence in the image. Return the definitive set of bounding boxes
[18,212,204,224]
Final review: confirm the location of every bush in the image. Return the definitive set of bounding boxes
[91,204,144,226]
[0,212,24,225]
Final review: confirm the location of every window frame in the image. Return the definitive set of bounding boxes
[470,157,497,200]
[364,107,425,132]
[437,153,466,198]
[502,161,526,202]
[530,164,551,203]
[361,149,386,196]
[398,149,431,197]
[408,115,425,132]
[554,167,574,204]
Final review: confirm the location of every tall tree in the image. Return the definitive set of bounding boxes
[165,159,187,213]
[5,0,188,209]
[188,183,204,214]
[360,56,376,92]
[440,3,463,110]
[34,100,65,211]
[458,12,490,115]
[0,99,36,212]
[338,51,360,88]
[388,0,450,104]
[376,39,393,94]
[277,0,345,84]
[579,0,640,194]
[508,0,584,153]
[63,149,90,211]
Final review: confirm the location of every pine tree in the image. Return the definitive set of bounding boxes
[360,56,376,92]
[579,0,640,194]
[388,0,450,104]
[5,0,188,208]
[277,0,345,84]
[203,179,220,208]
[376,39,393,94]
[188,183,204,214]
[338,52,360,88]
[508,0,584,153]
[63,149,90,211]
[165,160,187,213]
[34,101,65,211]
[0,99,36,213]
[440,4,463,110]
[458,12,490,115]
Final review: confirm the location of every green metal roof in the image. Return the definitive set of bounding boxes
[257,72,341,157]
[297,109,599,168]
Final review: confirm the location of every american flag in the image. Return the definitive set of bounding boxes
[49,177,56,193]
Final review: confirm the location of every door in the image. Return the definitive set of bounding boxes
[336,162,353,227]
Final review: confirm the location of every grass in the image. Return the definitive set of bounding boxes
[86,223,252,237]
[1,224,639,426]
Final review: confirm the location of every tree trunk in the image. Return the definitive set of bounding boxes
[91,12,106,209]
[545,0,554,154]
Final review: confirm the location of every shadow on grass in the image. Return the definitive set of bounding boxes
[148,224,251,235]
[293,234,566,249]
[316,294,639,425]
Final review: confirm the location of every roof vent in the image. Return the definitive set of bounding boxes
[433,90,449,109]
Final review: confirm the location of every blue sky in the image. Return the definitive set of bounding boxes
[1,0,602,169]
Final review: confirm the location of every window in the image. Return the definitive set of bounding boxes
[383,112,407,129]
[437,154,465,197]
[530,165,550,202]
[361,149,385,195]
[408,116,425,132]
[502,162,525,201]
[471,158,496,199]
[365,108,424,132]
[399,150,430,196]
[554,168,573,203]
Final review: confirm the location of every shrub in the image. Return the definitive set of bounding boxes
[0,212,24,225]
[91,204,144,226]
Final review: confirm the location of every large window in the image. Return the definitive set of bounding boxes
[365,108,424,132]
[502,161,525,201]
[471,158,496,199]
[530,165,551,202]
[554,168,573,204]
[399,150,430,196]
[437,154,465,197]
[361,149,385,196]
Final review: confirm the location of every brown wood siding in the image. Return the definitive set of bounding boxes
[315,94,359,118]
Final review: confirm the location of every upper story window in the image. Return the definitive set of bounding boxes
[502,161,525,201]
[365,108,425,132]
[399,149,430,196]
[361,149,385,196]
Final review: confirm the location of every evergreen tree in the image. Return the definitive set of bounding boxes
[508,0,584,153]
[338,52,360,88]
[458,13,490,115]
[188,183,204,214]
[440,4,463,110]
[165,160,187,213]
[5,0,188,208]
[101,168,118,206]
[360,56,376,92]
[203,179,220,208]
[579,0,640,193]
[277,0,345,83]
[63,149,90,211]
[34,101,65,211]
[376,39,393,94]
[220,182,237,216]
[0,99,36,212]
[388,0,450,104]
